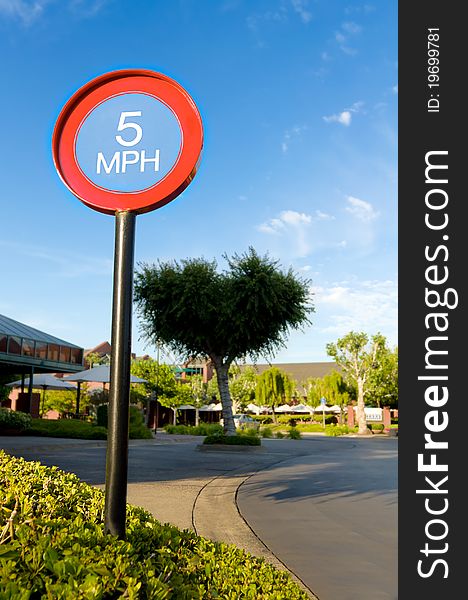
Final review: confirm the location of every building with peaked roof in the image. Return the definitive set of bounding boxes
[0,313,84,416]
[242,362,341,394]
[0,314,84,376]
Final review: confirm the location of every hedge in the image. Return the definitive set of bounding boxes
[203,433,261,446]
[0,451,306,598]
[0,408,32,432]
[164,424,223,436]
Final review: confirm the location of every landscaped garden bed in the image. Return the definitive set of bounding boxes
[0,451,307,598]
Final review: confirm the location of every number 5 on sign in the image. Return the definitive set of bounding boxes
[115,111,143,147]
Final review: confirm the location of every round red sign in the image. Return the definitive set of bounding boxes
[52,69,203,215]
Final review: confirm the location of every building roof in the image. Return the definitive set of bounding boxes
[84,341,112,356]
[0,314,82,349]
[0,313,84,375]
[242,362,342,390]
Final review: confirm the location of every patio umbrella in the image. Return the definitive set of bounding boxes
[275,404,293,413]
[62,365,146,384]
[290,403,313,413]
[6,374,77,391]
[6,374,77,417]
[62,365,147,415]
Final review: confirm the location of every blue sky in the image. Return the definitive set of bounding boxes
[0,0,397,364]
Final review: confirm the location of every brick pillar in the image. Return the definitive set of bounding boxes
[383,406,391,428]
[347,405,355,428]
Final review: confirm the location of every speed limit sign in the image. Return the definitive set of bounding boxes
[52,70,203,539]
[52,69,203,214]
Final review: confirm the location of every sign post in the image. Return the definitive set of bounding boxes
[52,70,203,538]
[320,396,326,428]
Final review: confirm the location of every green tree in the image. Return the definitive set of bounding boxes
[229,365,257,413]
[326,332,386,435]
[256,367,294,423]
[134,248,312,434]
[85,352,104,368]
[305,371,350,420]
[367,345,398,408]
[131,358,182,424]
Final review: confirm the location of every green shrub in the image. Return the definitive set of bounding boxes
[251,415,273,424]
[96,403,108,428]
[165,423,223,436]
[275,431,285,439]
[260,426,273,438]
[371,423,385,432]
[325,424,349,437]
[287,428,302,440]
[203,433,261,446]
[94,404,151,439]
[24,418,108,440]
[0,451,307,598]
[296,423,325,433]
[0,408,32,432]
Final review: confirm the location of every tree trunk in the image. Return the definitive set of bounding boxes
[271,406,277,424]
[213,359,236,435]
[195,407,199,427]
[356,378,368,435]
[173,407,177,426]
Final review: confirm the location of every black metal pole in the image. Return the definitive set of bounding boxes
[75,382,81,417]
[28,367,34,415]
[104,210,136,539]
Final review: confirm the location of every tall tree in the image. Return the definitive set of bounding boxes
[229,365,257,413]
[131,358,181,424]
[326,332,386,435]
[367,345,398,408]
[256,367,294,423]
[134,248,312,434]
[304,371,350,420]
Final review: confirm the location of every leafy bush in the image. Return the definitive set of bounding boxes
[260,427,273,438]
[93,404,152,439]
[24,418,108,440]
[203,433,261,446]
[296,423,325,433]
[275,431,285,439]
[96,403,108,428]
[325,424,349,437]
[371,423,385,432]
[276,414,312,425]
[287,428,302,440]
[0,408,32,432]
[251,415,273,424]
[165,423,223,436]
[0,451,308,599]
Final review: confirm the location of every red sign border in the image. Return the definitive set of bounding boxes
[52,69,203,215]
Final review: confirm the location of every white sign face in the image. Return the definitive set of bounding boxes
[364,407,383,422]
[75,93,182,192]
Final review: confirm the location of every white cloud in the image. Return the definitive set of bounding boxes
[345,196,379,222]
[315,210,334,221]
[291,0,312,23]
[334,20,362,55]
[0,240,112,278]
[0,0,46,24]
[0,0,106,24]
[342,21,362,34]
[323,101,364,125]
[257,210,313,257]
[323,110,352,126]
[392,84,398,94]
[281,124,307,153]
[314,278,398,342]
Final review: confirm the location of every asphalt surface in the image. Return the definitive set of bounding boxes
[0,433,397,599]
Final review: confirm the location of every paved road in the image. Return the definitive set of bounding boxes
[238,437,397,600]
[1,434,397,599]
